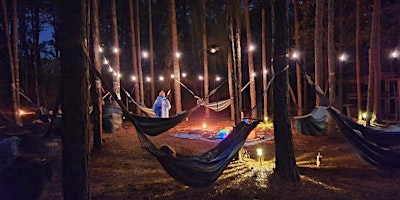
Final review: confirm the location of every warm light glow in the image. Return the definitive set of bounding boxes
[198,75,204,80]
[113,71,118,77]
[391,50,399,59]
[113,47,119,53]
[142,51,149,58]
[215,76,221,81]
[108,67,113,72]
[210,48,218,54]
[159,76,164,81]
[249,44,256,52]
[291,51,300,59]
[202,123,207,129]
[170,74,175,79]
[175,52,181,58]
[182,72,187,78]
[252,72,256,77]
[339,53,348,62]
[18,109,26,116]
[257,148,263,156]
[98,46,103,53]
[264,116,269,122]
[131,75,137,81]
[263,69,268,74]
[103,59,109,65]
[362,112,367,119]
[146,77,151,82]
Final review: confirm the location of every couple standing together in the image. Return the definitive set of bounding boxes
[153,90,171,118]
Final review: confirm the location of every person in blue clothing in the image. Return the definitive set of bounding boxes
[153,90,171,118]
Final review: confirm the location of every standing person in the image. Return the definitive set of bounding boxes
[153,90,171,118]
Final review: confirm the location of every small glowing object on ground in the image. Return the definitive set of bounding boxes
[202,123,207,129]
[264,116,269,122]
[316,152,323,167]
[362,112,367,119]
[257,148,263,166]
[18,109,26,116]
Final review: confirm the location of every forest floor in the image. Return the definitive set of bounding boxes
[39,111,400,200]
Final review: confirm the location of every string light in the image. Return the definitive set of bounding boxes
[131,75,137,81]
[249,44,256,52]
[263,69,268,74]
[146,77,151,82]
[252,72,256,77]
[215,76,221,81]
[113,47,119,53]
[103,59,109,65]
[98,46,103,53]
[170,74,175,79]
[142,51,149,58]
[391,50,399,59]
[175,52,181,59]
[182,72,187,78]
[198,75,204,80]
[159,76,164,81]
[291,51,300,59]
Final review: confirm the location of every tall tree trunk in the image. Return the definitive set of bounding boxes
[373,0,381,123]
[18,4,28,94]
[262,5,268,118]
[136,0,144,105]
[129,0,140,114]
[33,4,41,107]
[111,0,120,99]
[294,0,302,116]
[11,0,20,124]
[201,0,210,118]
[272,0,299,182]
[314,0,324,106]
[170,0,182,112]
[338,0,344,113]
[356,0,362,120]
[227,50,235,120]
[235,1,242,121]
[1,0,18,122]
[148,0,155,103]
[244,0,256,117]
[60,0,90,198]
[91,0,103,151]
[327,0,335,134]
[366,0,381,126]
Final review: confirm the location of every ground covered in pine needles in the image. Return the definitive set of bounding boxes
[40,112,400,200]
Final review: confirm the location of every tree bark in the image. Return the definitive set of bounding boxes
[90,0,103,151]
[60,0,90,198]
[136,0,144,105]
[111,0,120,99]
[244,0,256,117]
[201,0,210,118]
[272,0,300,182]
[314,0,324,106]
[170,0,182,112]
[1,0,18,122]
[327,0,335,134]
[262,5,268,118]
[11,0,20,124]
[356,0,362,120]
[33,4,41,107]
[149,0,155,103]
[129,0,140,114]
[294,0,302,116]
[373,0,381,123]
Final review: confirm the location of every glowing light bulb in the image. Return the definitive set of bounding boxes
[202,123,207,129]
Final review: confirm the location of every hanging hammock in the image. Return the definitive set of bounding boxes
[294,60,400,168]
[328,107,400,168]
[293,106,328,136]
[199,98,232,112]
[122,88,157,118]
[93,67,261,187]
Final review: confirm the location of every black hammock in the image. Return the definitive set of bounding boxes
[131,106,199,136]
[94,67,261,187]
[328,107,400,168]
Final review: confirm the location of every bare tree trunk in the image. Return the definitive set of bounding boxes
[366,0,381,126]
[148,0,155,103]
[373,0,381,123]
[294,0,302,116]
[91,0,103,151]
[111,0,120,99]
[356,0,362,120]
[11,0,20,124]
[227,50,235,120]
[60,0,90,198]
[262,5,268,118]
[129,0,140,114]
[235,1,242,121]
[314,0,324,106]
[1,0,18,122]
[33,5,41,107]
[170,0,182,112]
[272,0,299,182]
[338,1,344,113]
[327,0,335,134]
[244,0,256,117]
[136,0,144,105]
[201,0,210,118]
